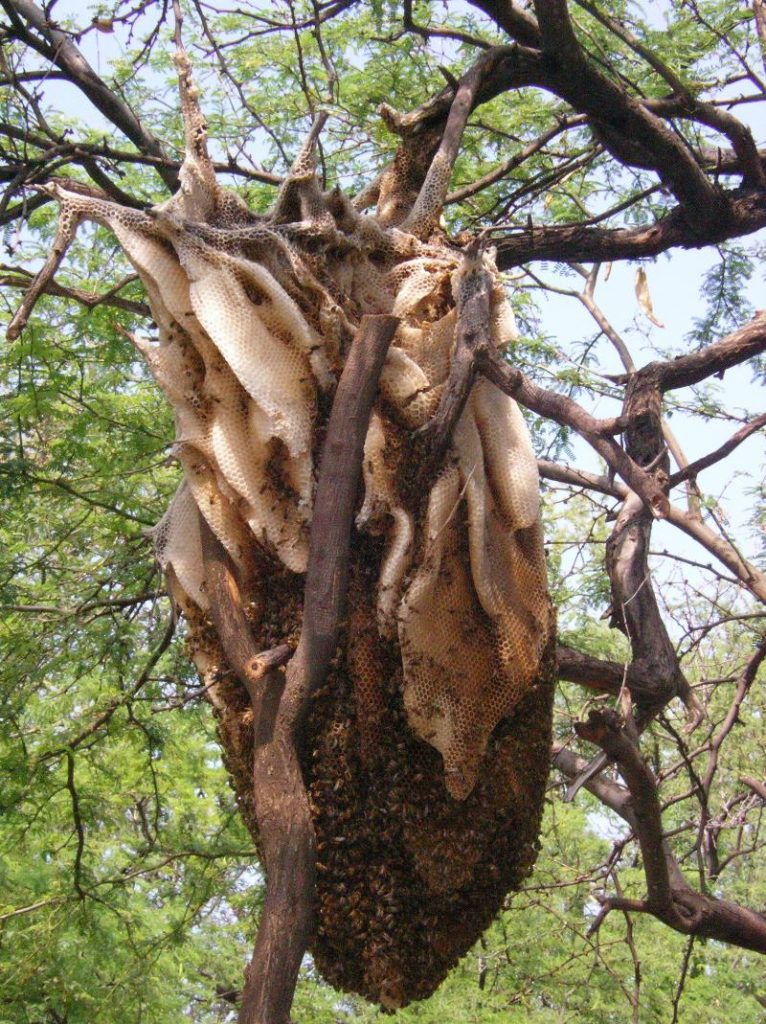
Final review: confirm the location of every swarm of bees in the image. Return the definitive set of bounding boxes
[184,514,555,1008]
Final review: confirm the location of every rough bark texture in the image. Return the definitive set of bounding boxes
[605,372,686,710]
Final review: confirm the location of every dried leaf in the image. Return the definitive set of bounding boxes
[634,266,665,328]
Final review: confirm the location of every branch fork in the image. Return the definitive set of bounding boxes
[572,708,766,952]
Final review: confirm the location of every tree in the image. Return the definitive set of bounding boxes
[1,1,765,1022]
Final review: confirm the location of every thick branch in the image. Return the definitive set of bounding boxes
[552,743,633,818]
[198,538,291,705]
[572,0,765,188]
[494,187,766,267]
[204,313,398,1024]
[743,776,766,802]
[604,372,689,710]
[556,645,624,696]
[403,51,505,235]
[283,313,401,702]
[375,44,541,225]
[479,0,729,230]
[469,0,542,48]
[606,496,690,708]
[631,312,766,392]
[382,43,540,137]
[559,354,697,806]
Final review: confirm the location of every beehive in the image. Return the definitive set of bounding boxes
[37,53,556,1008]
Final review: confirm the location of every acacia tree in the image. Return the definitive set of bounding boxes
[1,2,765,1022]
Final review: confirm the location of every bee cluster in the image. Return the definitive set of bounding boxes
[182,528,555,1009]
[305,537,556,1007]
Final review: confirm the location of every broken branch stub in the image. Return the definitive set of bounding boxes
[9,51,555,1012]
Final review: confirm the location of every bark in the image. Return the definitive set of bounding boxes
[403,54,498,234]
[635,312,766,392]
[556,645,625,696]
[494,188,766,267]
[533,0,723,230]
[605,372,686,709]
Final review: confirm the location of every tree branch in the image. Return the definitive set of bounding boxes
[538,458,627,498]
[201,314,398,1024]
[604,371,690,710]
[5,191,82,340]
[628,312,766,392]
[575,709,766,953]
[0,265,150,319]
[665,504,766,604]
[403,50,510,234]
[668,413,766,486]
[64,749,86,898]
[469,0,542,48]
[494,188,766,267]
[445,115,586,205]
[557,645,625,696]
[572,0,765,188]
[0,0,177,190]
[479,0,729,230]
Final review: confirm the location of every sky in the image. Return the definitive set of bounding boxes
[537,250,764,627]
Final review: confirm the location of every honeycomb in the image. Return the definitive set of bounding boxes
[35,51,556,1008]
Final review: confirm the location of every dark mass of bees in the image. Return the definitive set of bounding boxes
[191,527,555,1009]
